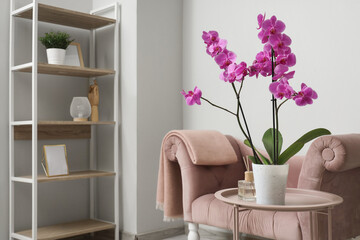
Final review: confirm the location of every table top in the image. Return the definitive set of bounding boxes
[215,188,343,212]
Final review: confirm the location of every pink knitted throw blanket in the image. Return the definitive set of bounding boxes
[156,130,237,221]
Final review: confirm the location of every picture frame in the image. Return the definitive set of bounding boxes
[65,42,84,67]
[42,144,69,177]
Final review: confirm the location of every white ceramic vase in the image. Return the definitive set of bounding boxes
[46,48,66,65]
[252,163,289,205]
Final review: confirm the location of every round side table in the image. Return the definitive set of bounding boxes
[215,188,343,240]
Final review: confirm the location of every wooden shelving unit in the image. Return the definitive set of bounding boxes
[9,2,120,240]
[15,219,115,240]
[20,170,116,183]
[13,63,115,78]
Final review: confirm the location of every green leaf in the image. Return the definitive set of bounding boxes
[278,128,331,164]
[244,139,271,165]
[262,128,283,163]
[248,155,257,164]
[39,31,74,49]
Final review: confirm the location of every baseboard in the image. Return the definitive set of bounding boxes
[61,227,184,240]
[122,227,185,240]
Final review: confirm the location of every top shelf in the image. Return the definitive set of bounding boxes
[13,3,116,30]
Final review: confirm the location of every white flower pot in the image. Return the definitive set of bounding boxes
[253,163,289,205]
[46,48,66,65]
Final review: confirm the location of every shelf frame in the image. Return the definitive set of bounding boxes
[9,1,120,240]
[30,1,39,239]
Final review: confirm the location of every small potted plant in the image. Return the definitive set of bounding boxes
[39,31,73,65]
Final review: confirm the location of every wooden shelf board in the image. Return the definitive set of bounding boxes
[15,3,116,30]
[15,125,90,140]
[14,63,115,78]
[38,121,116,125]
[16,219,115,240]
[21,170,115,183]
[14,121,115,140]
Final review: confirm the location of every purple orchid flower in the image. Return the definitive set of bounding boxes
[273,64,289,80]
[293,83,318,106]
[282,71,295,80]
[258,29,269,44]
[202,31,219,46]
[269,78,295,100]
[215,48,237,69]
[181,87,202,105]
[256,51,271,64]
[206,39,228,57]
[257,13,266,30]
[276,53,296,67]
[248,51,273,78]
[262,16,286,36]
[269,34,292,55]
[220,62,248,83]
[258,15,286,44]
[248,63,260,78]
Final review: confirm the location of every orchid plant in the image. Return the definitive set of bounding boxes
[181,14,330,165]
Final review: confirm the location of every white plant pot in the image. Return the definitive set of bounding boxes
[46,48,66,65]
[253,163,289,205]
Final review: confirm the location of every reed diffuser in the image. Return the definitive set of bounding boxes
[238,156,256,201]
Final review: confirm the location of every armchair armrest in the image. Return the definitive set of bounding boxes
[298,134,360,189]
[167,135,245,222]
[298,134,360,240]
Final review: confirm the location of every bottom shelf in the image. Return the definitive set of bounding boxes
[15,219,115,240]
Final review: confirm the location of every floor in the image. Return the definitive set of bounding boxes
[165,231,360,240]
[164,228,265,240]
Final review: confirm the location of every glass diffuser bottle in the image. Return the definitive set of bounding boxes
[238,156,256,201]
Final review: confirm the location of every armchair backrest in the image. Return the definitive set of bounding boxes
[173,135,246,221]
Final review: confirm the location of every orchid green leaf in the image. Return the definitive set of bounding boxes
[278,128,331,165]
[244,139,271,165]
[262,128,283,163]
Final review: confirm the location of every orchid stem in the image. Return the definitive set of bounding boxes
[277,99,289,111]
[231,82,260,163]
[200,97,236,116]
[271,48,278,165]
[238,80,244,95]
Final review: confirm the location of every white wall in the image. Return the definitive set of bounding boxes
[93,0,138,234]
[0,1,10,238]
[137,0,183,234]
[183,0,360,153]
[94,0,184,235]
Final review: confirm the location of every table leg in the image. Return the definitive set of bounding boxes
[328,208,332,240]
[233,205,239,240]
[309,211,313,240]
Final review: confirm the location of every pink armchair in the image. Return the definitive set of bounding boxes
[163,133,360,240]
